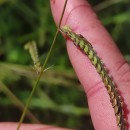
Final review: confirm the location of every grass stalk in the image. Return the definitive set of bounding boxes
[16,0,68,129]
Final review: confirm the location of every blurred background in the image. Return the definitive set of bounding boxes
[0,0,130,130]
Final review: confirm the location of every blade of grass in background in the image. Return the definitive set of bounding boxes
[0,82,40,123]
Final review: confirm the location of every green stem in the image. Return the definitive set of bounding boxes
[16,0,68,130]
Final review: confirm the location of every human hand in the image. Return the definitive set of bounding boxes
[50,0,130,130]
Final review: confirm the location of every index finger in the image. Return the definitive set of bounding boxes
[50,0,130,130]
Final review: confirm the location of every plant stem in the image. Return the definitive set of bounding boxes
[16,0,68,130]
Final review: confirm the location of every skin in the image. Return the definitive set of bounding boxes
[0,0,130,129]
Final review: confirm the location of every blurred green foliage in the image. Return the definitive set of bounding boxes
[0,0,130,130]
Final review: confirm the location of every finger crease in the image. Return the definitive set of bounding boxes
[65,4,90,25]
[115,60,130,81]
[87,81,105,99]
